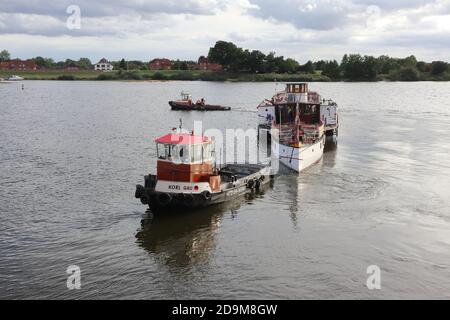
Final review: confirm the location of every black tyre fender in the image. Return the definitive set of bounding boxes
[247,179,255,189]
[157,193,172,206]
[174,193,184,204]
[140,195,149,205]
[183,193,195,206]
[254,179,261,191]
[135,184,144,198]
[202,191,212,201]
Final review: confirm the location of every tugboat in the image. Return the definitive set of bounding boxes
[257,83,338,173]
[169,92,231,111]
[135,130,270,210]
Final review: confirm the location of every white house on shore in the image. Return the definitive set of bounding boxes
[94,58,113,72]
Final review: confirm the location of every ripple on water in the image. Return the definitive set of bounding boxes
[323,172,389,203]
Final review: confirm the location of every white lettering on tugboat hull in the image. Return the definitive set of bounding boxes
[156,181,212,194]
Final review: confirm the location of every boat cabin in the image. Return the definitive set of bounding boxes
[286,83,308,93]
[155,133,220,192]
[180,92,192,102]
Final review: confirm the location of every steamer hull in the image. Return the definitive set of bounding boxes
[273,135,325,172]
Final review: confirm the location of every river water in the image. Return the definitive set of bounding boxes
[1,80,449,299]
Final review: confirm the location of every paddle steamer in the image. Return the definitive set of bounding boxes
[257,83,338,172]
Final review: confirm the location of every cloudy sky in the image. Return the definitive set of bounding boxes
[1,0,449,63]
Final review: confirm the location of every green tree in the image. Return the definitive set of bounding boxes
[64,59,77,67]
[34,56,55,69]
[391,67,419,81]
[282,58,300,74]
[363,55,379,80]
[263,52,279,73]
[400,67,419,81]
[416,61,430,73]
[321,60,341,79]
[341,54,364,79]
[171,60,191,70]
[180,62,189,70]
[53,60,65,69]
[341,54,380,80]
[376,55,399,74]
[119,58,127,70]
[300,60,315,74]
[314,60,326,71]
[77,57,92,70]
[245,50,265,73]
[400,55,417,68]
[126,60,144,70]
[171,60,182,70]
[208,41,242,70]
[431,61,448,75]
[0,49,10,61]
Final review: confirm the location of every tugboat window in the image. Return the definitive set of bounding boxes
[157,143,172,160]
[190,145,202,162]
[203,143,212,160]
[157,143,165,159]
[175,146,190,163]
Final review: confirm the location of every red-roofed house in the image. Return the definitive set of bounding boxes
[0,59,37,71]
[149,58,172,70]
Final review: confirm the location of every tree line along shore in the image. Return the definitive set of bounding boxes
[1,41,449,82]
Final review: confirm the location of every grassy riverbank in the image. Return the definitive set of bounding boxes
[2,69,449,82]
[0,69,330,82]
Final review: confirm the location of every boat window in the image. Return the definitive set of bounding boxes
[170,145,190,163]
[192,145,203,162]
[202,143,212,160]
[157,143,177,160]
[157,143,168,159]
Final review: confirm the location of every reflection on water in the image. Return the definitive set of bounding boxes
[276,139,338,227]
[135,189,270,269]
[322,138,338,170]
[136,208,221,268]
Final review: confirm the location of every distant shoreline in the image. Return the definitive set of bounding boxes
[1,70,449,82]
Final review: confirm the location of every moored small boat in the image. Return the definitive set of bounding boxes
[169,92,231,111]
[135,131,270,211]
[6,75,24,81]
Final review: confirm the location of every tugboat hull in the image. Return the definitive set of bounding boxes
[136,164,271,211]
[169,101,231,111]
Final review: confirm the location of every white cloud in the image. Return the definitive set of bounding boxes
[0,0,449,62]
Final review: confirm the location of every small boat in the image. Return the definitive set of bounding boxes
[169,92,231,111]
[6,75,24,81]
[0,77,16,84]
[135,131,270,211]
